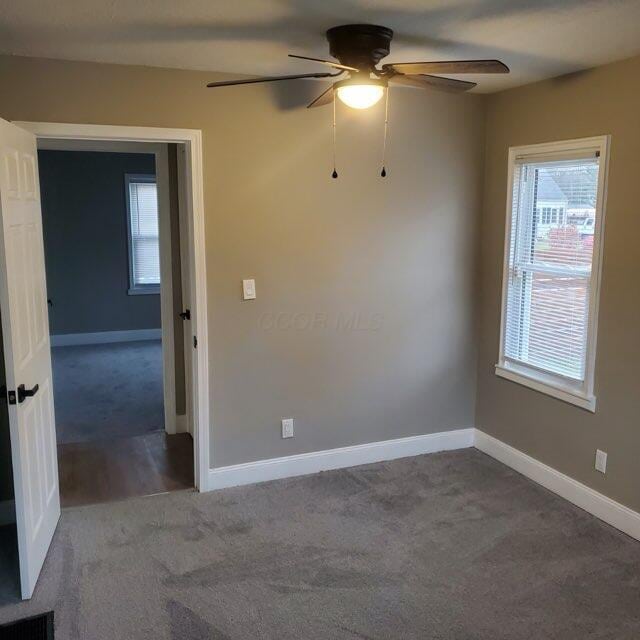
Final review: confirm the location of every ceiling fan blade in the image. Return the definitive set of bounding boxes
[307,86,334,109]
[384,59,509,75]
[207,71,341,88]
[288,54,358,72]
[388,73,476,93]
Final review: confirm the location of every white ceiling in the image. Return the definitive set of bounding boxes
[1,0,640,93]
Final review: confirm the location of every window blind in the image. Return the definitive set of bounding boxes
[503,157,600,381]
[128,180,160,287]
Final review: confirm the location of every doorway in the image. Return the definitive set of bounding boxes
[16,123,210,492]
[0,121,208,599]
[37,140,193,506]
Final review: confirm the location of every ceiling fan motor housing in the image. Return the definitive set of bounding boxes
[326,24,394,72]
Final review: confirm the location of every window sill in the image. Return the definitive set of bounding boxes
[495,363,596,412]
[128,287,160,296]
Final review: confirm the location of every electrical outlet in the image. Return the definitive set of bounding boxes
[281,418,294,439]
[595,449,607,474]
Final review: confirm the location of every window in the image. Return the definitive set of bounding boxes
[496,137,609,411]
[126,174,160,294]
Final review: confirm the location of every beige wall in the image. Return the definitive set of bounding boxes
[477,55,640,511]
[0,55,485,467]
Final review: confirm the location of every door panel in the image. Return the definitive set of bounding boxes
[0,117,59,599]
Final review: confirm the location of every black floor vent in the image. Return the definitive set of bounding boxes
[0,612,54,639]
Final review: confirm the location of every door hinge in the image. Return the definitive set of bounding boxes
[193,335,198,349]
[179,309,191,321]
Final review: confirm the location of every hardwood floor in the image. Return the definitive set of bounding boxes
[58,431,194,508]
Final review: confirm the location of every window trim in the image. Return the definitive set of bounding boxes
[125,173,160,295]
[495,136,611,412]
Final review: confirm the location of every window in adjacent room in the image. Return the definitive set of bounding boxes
[125,174,160,294]
[496,137,610,411]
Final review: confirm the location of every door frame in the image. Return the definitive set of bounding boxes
[15,122,210,491]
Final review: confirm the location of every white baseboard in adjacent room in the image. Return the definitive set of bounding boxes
[50,328,162,347]
[207,428,475,491]
[474,429,640,542]
[175,414,189,434]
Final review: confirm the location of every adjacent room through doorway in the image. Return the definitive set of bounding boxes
[38,141,194,507]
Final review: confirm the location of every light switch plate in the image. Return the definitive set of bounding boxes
[281,418,294,439]
[595,449,607,474]
[242,279,256,300]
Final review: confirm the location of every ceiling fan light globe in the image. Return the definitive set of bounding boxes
[336,84,384,109]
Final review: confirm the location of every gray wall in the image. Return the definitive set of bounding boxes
[0,55,485,469]
[1,52,638,514]
[477,54,640,512]
[38,149,161,335]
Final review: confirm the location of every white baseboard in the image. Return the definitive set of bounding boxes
[175,414,189,434]
[0,499,15,526]
[474,429,640,542]
[51,328,162,347]
[166,414,188,435]
[206,427,640,543]
[207,428,474,491]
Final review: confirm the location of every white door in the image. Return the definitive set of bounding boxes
[0,117,60,599]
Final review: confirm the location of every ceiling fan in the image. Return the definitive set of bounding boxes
[206,24,510,109]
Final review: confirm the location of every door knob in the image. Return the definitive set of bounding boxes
[17,384,39,404]
[179,309,191,320]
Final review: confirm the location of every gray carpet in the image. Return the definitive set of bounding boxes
[1,449,639,639]
[51,340,164,444]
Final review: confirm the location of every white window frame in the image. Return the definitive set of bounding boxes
[125,173,160,295]
[495,136,610,412]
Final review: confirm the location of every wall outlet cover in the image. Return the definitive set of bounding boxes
[281,418,294,439]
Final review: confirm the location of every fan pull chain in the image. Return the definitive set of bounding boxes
[380,87,390,177]
[331,92,338,179]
